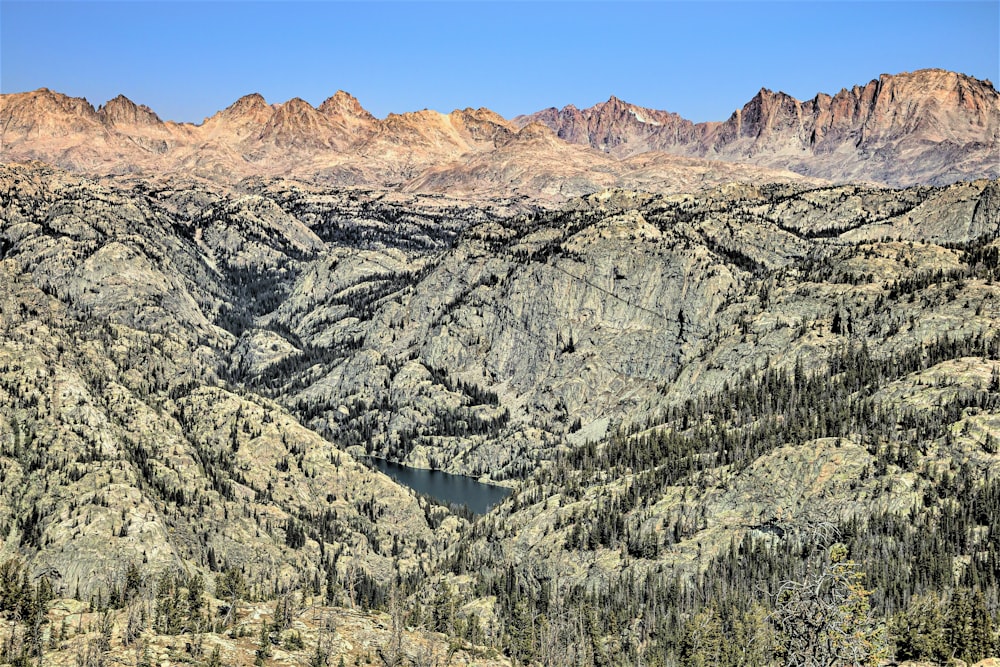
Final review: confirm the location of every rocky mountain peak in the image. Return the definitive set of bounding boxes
[508,121,560,144]
[451,106,509,122]
[517,94,693,156]
[267,97,320,126]
[221,92,272,119]
[26,87,95,112]
[257,97,344,150]
[735,87,803,140]
[281,96,312,110]
[199,92,275,140]
[448,107,515,144]
[376,108,444,137]
[98,94,163,127]
[807,69,1000,152]
[592,95,647,121]
[0,87,100,139]
[879,69,997,117]
[265,97,318,129]
[319,90,375,120]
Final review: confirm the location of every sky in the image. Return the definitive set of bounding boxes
[2,1,997,124]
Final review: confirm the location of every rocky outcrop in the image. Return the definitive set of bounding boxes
[2,165,997,489]
[240,175,999,480]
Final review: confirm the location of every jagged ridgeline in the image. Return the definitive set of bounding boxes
[0,162,999,665]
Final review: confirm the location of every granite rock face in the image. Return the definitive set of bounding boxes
[279,178,999,480]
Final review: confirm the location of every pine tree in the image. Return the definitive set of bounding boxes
[947,588,995,663]
[255,623,272,664]
[680,606,725,667]
[507,597,535,664]
[771,544,888,667]
[892,593,947,663]
[430,583,455,635]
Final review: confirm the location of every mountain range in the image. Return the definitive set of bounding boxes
[2,68,997,197]
[516,69,1000,186]
[1,67,999,666]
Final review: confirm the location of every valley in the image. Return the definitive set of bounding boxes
[0,67,998,665]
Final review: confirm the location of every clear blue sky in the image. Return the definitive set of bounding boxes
[2,1,997,123]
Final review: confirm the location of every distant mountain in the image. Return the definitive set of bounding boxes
[516,69,1000,186]
[1,69,997,196]
[405,121,824,199]
[514,95,699,155]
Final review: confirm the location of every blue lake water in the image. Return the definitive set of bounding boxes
[366,458,512,515]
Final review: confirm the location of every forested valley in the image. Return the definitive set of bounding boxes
[0,164,998,665]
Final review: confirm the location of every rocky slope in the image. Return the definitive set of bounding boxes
[0,164,471,609]
[404,122,821,200]
[516,69,1000,186]
[247,177,998,482]
[0,595,511,667]
[2,164,996,486]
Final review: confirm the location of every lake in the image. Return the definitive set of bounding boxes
[366,458,512,515]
